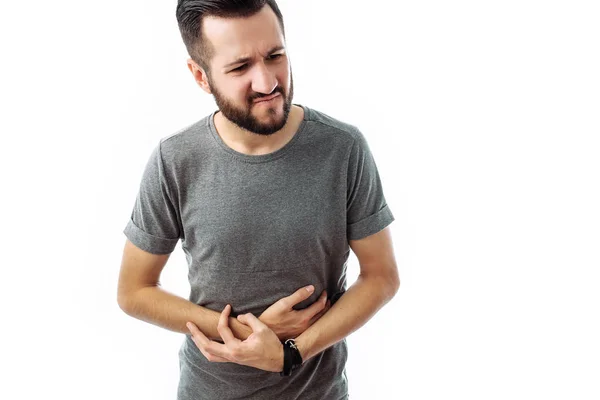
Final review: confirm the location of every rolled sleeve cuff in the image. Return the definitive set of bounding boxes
[123,218,179,255]
[347,204,395,241]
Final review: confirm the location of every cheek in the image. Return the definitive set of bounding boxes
[277,61,288,77]
[213,76,243,99]
[279,67,291,91]
[227,84,251,105]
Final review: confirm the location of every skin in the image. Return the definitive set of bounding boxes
[117,242,331,342]
[183,5,400,373]
[187,5,301,155]
[117,6,330,356]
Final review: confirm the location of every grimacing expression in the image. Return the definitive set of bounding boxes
[208,70,294,136]
[201,5,293,136]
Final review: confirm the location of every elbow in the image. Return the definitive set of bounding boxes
[391,270,400,293]
[387,275,400,299]
[117,293,131,314]
[392,277,400,296]
[117,288,137,315]
[383,267,400,299]
[361,271,400,300]
[117,285,156,315]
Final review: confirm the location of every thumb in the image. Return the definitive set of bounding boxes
[237,312,268,331]
[283,285,315,308]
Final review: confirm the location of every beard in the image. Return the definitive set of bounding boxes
[208,73,294,136]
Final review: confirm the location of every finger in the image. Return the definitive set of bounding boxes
[186,321,232,361]
[217,304,239,345]
[281,285,315,309]
[308,309,322,325]
[206,353,230,362]
[197,344,231,363]
[186,321,210,347]
[198,345,231,363]
[308,299,331,325]
[309,304,327,324]
[237,312,269,332]
[302,290,328,318]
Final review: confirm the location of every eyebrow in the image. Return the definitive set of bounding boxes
[223,45,285,69]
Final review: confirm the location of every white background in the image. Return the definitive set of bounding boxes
[1,0,599,399]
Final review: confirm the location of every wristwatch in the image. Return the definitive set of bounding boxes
[280,339,303,376]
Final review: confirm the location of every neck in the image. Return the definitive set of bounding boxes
[214,105,303,155]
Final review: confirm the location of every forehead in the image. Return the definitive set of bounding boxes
[202,6,285,67]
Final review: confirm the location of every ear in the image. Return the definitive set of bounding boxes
[187,58,212,94]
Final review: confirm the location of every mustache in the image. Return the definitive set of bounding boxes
[250,88,284,102]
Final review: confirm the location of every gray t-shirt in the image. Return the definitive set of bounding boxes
[123,104,394,400]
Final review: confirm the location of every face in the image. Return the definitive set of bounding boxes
[195,5,294,136]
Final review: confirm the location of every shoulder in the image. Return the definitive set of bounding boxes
[302,105,367,151]
[302,106,373,158]
[153,113,214,168]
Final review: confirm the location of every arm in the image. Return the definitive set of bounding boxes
[294,227,400,362]
[117,239,253,341]
[184,226,400,372]
[117,239,329,341]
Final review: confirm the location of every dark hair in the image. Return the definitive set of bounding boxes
[176,0,285,74]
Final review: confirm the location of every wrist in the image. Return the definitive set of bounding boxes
[280,339,303,376]
[259,317,286,341]
[293,335,313,363]
[278,342,284,372]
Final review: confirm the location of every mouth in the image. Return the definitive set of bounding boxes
[253,93,281,104]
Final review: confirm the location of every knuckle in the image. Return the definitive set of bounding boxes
[279,300,289,309]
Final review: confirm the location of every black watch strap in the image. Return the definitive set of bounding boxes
[280,339,303,377]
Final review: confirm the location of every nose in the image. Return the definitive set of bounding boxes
[251,61,278,95]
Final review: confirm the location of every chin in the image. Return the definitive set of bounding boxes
[256,117,287,134]
[252,107,282,120]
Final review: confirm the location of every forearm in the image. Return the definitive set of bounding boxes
[295,274,398,362]
[119,286,252,341]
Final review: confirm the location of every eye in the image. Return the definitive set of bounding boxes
[269,54,283,60]
[231,64,247,72]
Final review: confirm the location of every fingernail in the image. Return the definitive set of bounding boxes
[306,285,314,292]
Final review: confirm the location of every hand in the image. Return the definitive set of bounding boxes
[186,304,284,373]
[259,286,331,341]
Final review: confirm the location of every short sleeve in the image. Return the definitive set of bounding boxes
[346,130,394,241]
[123,141,181,254]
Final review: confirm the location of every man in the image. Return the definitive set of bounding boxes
[117,0,399,399]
